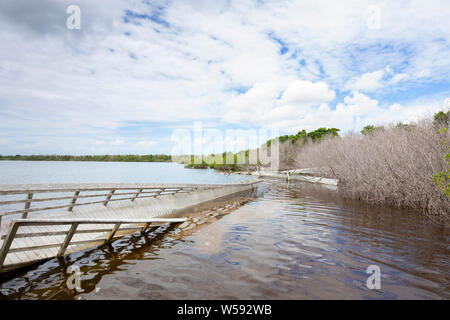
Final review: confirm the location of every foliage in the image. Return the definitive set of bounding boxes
[184,158,239,171]
[432,127,450,197]
[433,110,449,128]
[395,122,415,129]
[307,127,340,141]
[361,125,384,136]
[184,161,209,169]
[278,129,308,144]
[295,120,450,218]
[209,163,239,171]
[266,127,339,147]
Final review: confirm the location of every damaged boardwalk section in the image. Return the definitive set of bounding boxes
[0,180,261,273]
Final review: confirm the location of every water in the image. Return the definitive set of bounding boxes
[0,162,448,299]
[0,160,248,185]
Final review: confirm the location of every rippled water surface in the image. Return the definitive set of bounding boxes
[0,176,448,300]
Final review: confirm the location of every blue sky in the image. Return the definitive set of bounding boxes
[0,0,449,155]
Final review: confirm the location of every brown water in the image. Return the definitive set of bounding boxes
[0,180,448,299]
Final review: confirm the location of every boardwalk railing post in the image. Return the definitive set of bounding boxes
[141,222,151,234]
[103,189,116,206]
[57,223,78,257]
[132,188,142,202]
[106,223,121,242]
[0,221,20,269]
[68,190,80,211]
[153,190,162,198]
[22,193,33,219]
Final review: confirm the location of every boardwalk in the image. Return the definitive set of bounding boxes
[0,180,261,273]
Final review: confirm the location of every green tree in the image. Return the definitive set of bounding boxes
[433,110,449,128]
[361,125,384,136]
[307,127,340,141]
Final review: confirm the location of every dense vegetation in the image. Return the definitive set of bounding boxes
[295,110,449,219]
[181,111,450,218]
[0,154,172,162]
[432,127,450,198]
[183,154,241,172]
[433,110,450,127]
[180,127,341,172]
[361,125,384,135]
[269,127,340,146]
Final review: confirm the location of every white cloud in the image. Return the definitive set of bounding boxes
[223,79,336,127]
[0,0,449,154]
[111,139,125,145]
[344,67,411,92]
[391,73,408,84]
[279,80,335,106]
[223,82,282,123]
[345,69,386,92]
[285,92,446,133]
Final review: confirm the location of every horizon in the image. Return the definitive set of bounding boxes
[0,0,449,155]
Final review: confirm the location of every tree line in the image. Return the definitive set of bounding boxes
[0,154,172,162]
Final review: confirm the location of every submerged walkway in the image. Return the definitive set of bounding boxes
[236,169,338,186]
[0,180,261,273]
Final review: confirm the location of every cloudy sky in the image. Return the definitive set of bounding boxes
[0,0,449,155]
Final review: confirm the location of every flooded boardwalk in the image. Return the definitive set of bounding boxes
[0,180,261,273]
[0,179,448,300]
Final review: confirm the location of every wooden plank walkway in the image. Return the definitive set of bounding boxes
[0,180,261,273]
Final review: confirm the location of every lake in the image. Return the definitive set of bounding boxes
[0,160,249,185]
[0,161,448,299]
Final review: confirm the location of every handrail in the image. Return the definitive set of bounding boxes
[0,180,262,220]
[0,185,201,218]
[7,218,189,224]
[0,182,238,194]
[0,217,188,269]
[0,179,262,271]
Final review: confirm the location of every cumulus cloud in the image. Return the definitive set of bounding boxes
[285,92,446,133]
[344,66,412,92]
[345,69,387,92]
[223,79,336,128]
[279,80,335,106]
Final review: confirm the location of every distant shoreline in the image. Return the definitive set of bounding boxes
[0,154,172,162]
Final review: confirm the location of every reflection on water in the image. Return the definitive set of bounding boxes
[0,180,449,300]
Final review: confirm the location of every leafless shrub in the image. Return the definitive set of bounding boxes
[295,120,449,218]
[278,140,303,170]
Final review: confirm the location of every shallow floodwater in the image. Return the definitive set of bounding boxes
[0,162,448,299]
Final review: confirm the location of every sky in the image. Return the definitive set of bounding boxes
[0,0,449,155]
